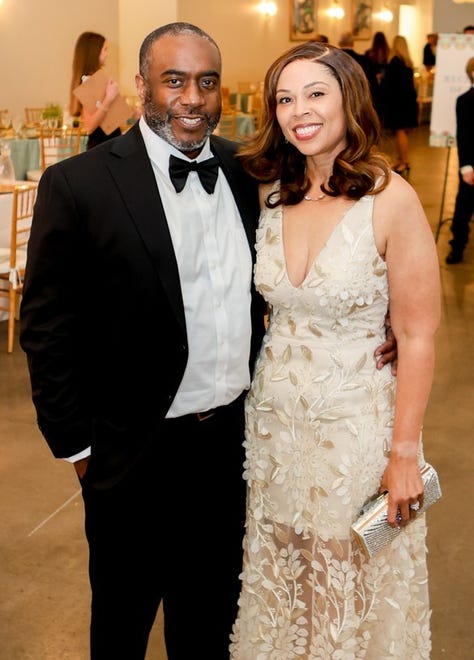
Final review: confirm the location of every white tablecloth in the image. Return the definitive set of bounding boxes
[0,190,13,245]
[2,138,40,180]
[2,135,88,180]
[0,189,14,320]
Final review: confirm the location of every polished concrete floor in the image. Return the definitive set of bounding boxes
[0,124,473,659]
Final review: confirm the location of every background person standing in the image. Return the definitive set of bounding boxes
[69,31,123,149]
[338,31,379,117]
[423,33,438,69]
[381,35,418,175]
[446,56,474,264]
[364,31,390,122]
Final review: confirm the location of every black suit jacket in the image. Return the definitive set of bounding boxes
[423,43,436,68]
[20,123,265,486]
[456,86,474,169]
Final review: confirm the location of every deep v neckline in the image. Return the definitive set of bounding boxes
[280,200,359,289]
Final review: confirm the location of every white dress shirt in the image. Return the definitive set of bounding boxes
[139,117,252,416]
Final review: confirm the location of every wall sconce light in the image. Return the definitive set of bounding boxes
[376,7,394,22]
[257,1,277,17]
[327,1,345,20]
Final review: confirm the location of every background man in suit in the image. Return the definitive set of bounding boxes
[20,21,396,660]
[446,56,474,264]
[422,33,437,69]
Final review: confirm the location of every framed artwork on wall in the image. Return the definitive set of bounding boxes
[352,0,372,40]
[290,0,318,41]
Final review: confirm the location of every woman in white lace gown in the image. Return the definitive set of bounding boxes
[230,42,440,659]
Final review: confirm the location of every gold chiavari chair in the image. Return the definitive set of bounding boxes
[26,126,82,182]
[24,107,44,126]
[216,109,236,141]
[251,93,263,130]
[0,182,38,353]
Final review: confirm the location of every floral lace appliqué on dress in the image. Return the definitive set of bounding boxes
[230,189,431,659]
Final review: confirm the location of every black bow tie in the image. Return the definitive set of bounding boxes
[169,154,220,194]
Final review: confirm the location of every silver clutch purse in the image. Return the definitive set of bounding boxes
[351,462,442,559]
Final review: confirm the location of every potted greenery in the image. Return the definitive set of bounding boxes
[41,103,62,128]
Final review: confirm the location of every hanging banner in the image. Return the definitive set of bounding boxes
[430,33,474,147]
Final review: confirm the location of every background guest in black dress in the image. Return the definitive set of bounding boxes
[364,31,390,123]
[446,56,474,264]
[381,35,418,175]
[339,31,379,117]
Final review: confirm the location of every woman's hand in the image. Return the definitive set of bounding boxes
[82,77,121,133]
[379,443,423,527]
[103,78,120,107]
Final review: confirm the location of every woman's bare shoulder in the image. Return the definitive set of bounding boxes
[375,171,422,217]
[373,171,429,254]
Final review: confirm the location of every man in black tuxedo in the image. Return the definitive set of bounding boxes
[446,56,474,264]
[20,22,397,660]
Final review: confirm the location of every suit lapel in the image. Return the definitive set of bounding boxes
[210,136,260,261]
[106,125,187,336]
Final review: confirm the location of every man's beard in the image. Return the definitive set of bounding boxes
[142,89,220,154]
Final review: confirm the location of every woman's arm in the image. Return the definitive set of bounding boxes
[82,77,120,134]
[374,175,441,525]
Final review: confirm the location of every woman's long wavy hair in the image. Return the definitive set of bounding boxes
[69,32,106,117]
[366,31,390,67]
[239,41,391,208]
[389,35,414,69]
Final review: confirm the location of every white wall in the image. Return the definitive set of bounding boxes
[0,0,470,124]
[0,0,119,120]
[118,0,178,97]
[433,0,474,33]
[0,0,180,121]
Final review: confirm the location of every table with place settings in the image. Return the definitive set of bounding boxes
[1,134,88,181]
